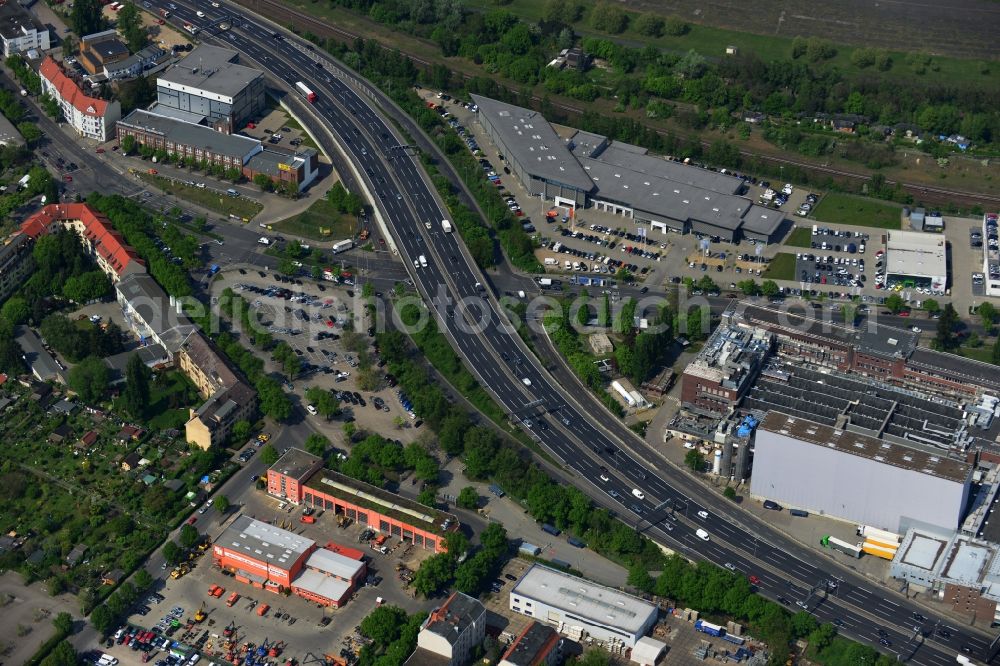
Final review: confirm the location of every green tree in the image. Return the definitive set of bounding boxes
[253,173,274,192]
[133,569,153,591]
[360,605,407,645]
[52,611,73,635]
[723,486,738,501]
[456,486,479,510]
[162,541,182,565]
[577,649,612,666]
[40,640,78,666]
[684,449,704,472]
[68,356,109,403]
[120,135,136,155]
[179,524,199,549]
[304,433,329,457]
[260,443,280,466]
[89,604,114,634]
[121,353,152,418]
[992,335,1000,365]
[923,299,940,315]
[412,553,455,597]
[978,302,997,333]
[627,564,654,593]
[634,13,664,37]
[589,2,628,33]
[305,386,340,419]
[760,280,779,298]
[664,15,689,35]
[884,293,906,314]
[214,495,230,513]
[935,303,959,350]
[117,1,148,51]
[69,0,106,39]
[0,297,29,325]
[231,420,251,443]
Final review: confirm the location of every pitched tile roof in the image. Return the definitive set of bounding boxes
[39,56,110,118]
[20,203,144,278]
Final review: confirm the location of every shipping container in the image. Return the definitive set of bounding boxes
[856,525,901,544]
[862,542,897,560]
[694,620,724,637]
[821,535,862,558]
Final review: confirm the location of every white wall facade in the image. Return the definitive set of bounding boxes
[508,592,656,649]
[2,26,49,57]
[750,428,971,532]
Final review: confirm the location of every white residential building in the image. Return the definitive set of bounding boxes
[40,56,121,141]
[0,2,49,57]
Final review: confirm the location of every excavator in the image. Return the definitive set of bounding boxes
[193,604,207,623]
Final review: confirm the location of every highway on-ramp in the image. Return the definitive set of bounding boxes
[140,4,994,662]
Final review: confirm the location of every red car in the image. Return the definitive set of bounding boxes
[187,516,197,525]
[748,575,761,585]
[96,147,105,154]
[63,175,72,182]
[899,310,910,317]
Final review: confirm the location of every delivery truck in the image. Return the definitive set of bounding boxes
[441,219,453,233]
[694,620,724,637]
[332,239,354,254]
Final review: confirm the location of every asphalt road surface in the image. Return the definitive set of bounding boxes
[68,2,999,661]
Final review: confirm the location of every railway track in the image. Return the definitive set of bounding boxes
[237,0,1000,210]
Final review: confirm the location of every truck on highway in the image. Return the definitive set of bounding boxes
[295,81,317,103]
[332,239,353,254]
[821,535,862,558]
[694,620,724,637]
[183,22,198,34]
[441,219,453,233]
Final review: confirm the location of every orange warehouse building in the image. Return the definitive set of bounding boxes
[268,448,460,554]
[212,515,366,607]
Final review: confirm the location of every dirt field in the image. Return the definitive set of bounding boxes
[0,572,81,665]
[623,0,1000,59]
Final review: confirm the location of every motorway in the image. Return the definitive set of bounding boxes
[53,1,996,661]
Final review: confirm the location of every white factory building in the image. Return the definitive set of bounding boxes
[750,412,973,533]
[884,230,947,294]
[508,564,658,649]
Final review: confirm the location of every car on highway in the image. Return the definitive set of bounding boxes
[697,510,709,519]
[196,10,205,16]
[724,563,736,571]
[748,575,761,585]
[631,488,645,500]
[695,529,710,541]
[521,377,531,386]
[599,468,609,483]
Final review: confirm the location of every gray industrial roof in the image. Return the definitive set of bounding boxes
[471,94,594,192]
[908,347,1000,392]
[144,102,207,125]
[567,130,607,158]
[158,44,261,98]
[581,156,748,230]
[740,205,784,236]
[217,515,314,570]
[511,564,657,634]
[0,1,45,40]
[270,447,322,482]
[595,143,745,195]
[119,109,260,160]
[759,412,971,484]
[14,325,64,383]
[245,149,300,178]
[304,547,365,581]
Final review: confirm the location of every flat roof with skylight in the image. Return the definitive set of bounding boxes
[216,515,314,569]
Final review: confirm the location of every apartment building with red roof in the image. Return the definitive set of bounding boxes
[20,203,145,281]
[39,56,120,141]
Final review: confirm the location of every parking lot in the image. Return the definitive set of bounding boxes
[99,486,438,666]
[217,268,427,437]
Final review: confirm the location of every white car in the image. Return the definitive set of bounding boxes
[683,441,696,449]
[522,378,531,386]
[599,473,609,483]
[697,510,709,519]
[632,488,645,500]
[696,529,710,541]
[911,326,922,333]
[306,404,318,415]
[196,10,205,16]
[211,1,219,5]
[424,221,432,229]
[724,563,736,571]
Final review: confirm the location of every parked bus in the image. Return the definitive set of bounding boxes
[295,81,317,103]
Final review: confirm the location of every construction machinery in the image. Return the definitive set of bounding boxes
[269,641,286,658]
[226,592,241,607]
[208,584,225,597]
[223,621,237,638]
[194,605,207,623]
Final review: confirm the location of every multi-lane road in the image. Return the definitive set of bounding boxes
[56,2,997,661]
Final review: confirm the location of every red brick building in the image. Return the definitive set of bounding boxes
[268,448,460,554]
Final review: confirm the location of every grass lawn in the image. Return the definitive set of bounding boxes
[139,174,264,220]
[764,252,797,281]
[146,370,198,431]
[785,226,813,248]
[811,193,904,229]
[271,197,357,241]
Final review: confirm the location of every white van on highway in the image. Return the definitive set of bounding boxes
[696,529,710,541]
[632,488,645,500]
[418,255,428,268]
